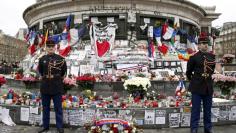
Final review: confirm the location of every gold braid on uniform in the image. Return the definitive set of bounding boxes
[47,60,65,79]
[202,55,215,78]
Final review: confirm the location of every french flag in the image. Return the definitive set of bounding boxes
[58,29,71,57]
[28,31,37,55]
[176,80,185,93]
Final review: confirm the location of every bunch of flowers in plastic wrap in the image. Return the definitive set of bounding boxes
[21,71,38,89]
[212,74,236,95]
[123,77,151,91]
[222,54,235,64]
[123,77,151,99]
[63,76,77,93]
[0,75,7,87]
[76,73,96,90]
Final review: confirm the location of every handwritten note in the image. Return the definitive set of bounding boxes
[21,107,30,122]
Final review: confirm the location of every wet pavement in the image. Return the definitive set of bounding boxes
[0,124,236,133]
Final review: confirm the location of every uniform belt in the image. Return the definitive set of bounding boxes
[43,74,61,79]
[194,73,211,78]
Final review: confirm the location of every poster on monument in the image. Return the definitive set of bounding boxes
[219,106,230,121]
[70,66,80,76]
[29,106,38,114]
[155,110,166,125]
[169,113,180,127]
[83,109,96,124]
[199,112,204,126]
[80,65,95,75]
[103,110,117,118]
[63,110,69,124]
[229,106,236,121]
[211,108,220,122]
[69,110,83,126]
[50,111,56,124]
[29,113,42,125]
[20,107,30,122]
[145,110,155,125]
[118,110,132,121]
[181,113,191,127]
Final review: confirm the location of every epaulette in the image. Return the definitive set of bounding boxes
[189,51,198,57]
[208,52,215,56]
[55,53,65,59]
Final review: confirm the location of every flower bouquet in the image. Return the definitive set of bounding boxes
[21,71,38,89]
[123,77,151,99]
[0,75,7,87]
[222,54,235,64]
[76,73,96,90]
[77,74,96,99]
[63,76,77,94]
[212,74,236,96]
[87,118,138,133]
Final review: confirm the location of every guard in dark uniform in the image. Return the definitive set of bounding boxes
[186,37,215,133]
[38,40,67,133]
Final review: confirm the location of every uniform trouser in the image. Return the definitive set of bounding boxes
[191,93,212,131]
[41,94,63,129]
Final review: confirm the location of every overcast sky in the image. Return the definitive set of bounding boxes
[0,0,235,36]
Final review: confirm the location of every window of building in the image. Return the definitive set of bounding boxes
[29,23,39,32]
[43,16,72,36]
[180,20,198,44]
[82,13,127,40]
[136,14,174,40]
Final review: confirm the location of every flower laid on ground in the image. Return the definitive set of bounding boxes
[0,75,7,87]
[123,77,151,91]
[21,76,37,82]
[21,70,38,82]
[63,77,77,86]
[222,54,235,64]
[212,74,236,96]
[76,73,96,90]
[21,71,38,89]
[77,74,96,82]
[63,76,77,93]
[95,74,113,82]
[123,77,151,99]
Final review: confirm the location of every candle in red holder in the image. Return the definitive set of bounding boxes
[152,101,158,107]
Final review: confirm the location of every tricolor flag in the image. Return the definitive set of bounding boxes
[176,80,185,93]
[163,26,175,40]
[153,27,162,46]
[28,31,37,55]
[147,38,155,58]
[58,29,71,57]
[65,15,72,30]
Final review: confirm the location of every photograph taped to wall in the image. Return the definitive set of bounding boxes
[155,110,166,125]
[169,113,180,127]
[211,108,220,123]
[181,113,191,127]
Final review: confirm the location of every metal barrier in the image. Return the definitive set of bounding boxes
[1,103,236,128]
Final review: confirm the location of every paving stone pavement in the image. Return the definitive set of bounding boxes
[1,124,236,133]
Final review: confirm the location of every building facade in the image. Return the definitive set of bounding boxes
[15,28,28,41]
[0,31,28,63]
[216,22,236,58]
[23,0,220,75]
[24,0,220,38]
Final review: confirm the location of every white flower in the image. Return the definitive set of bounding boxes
[123,77,151,91]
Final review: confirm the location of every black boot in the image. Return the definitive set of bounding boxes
[38,128,49,133]
[191,129,198,133]
[205,129,213,133]
[57,128,64,133]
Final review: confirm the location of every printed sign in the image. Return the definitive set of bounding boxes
[145,110,155,124]
[169,113,180,127]
[181,113,191,127]
[155,110,166,124]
